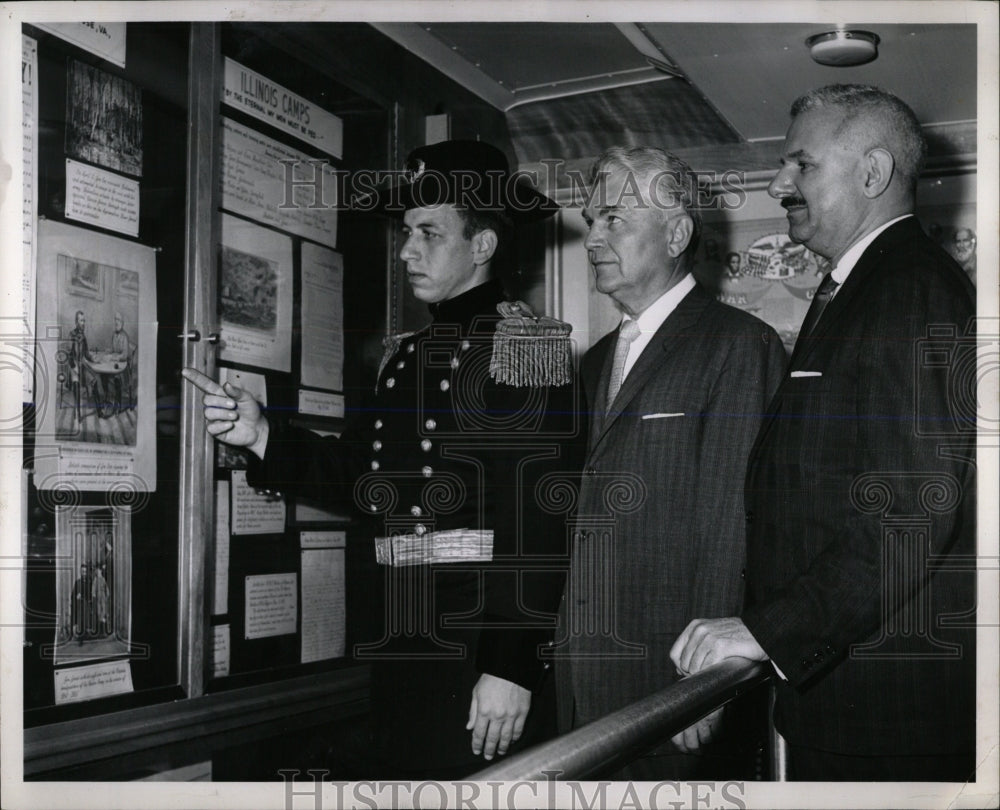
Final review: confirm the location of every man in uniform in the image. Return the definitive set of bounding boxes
[185,140,580,778]
[68,309,99,416]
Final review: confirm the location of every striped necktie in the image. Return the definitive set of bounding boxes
[797,273,840,340]
[606,319,641,411]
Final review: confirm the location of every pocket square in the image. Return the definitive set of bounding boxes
[790,371,822,378]
[641,412,685,420]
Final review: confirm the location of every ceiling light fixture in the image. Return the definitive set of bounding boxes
[806,29,880,67]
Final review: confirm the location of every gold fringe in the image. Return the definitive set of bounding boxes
[491,312,573,388]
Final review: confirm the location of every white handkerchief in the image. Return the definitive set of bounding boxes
[641,412,685,420]
[790,371,822,378]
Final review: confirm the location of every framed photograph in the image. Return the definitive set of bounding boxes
[65,59,143,177]
[51,505,133,667]
[218,214,293,372]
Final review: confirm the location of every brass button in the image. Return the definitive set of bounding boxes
[461,340,470,351]
[372,440,382,451]
[396,360,406,369]
[370,461,380,471]
[421,466,433,477]
[406,343,415,353]
[410,505,422,517]
[439,380,450,391]
[425,419,437,431]
[414,523,427,536]
[386,377,396,388]
[420,439,432,452]
[374,419,383,430]
[450,357,459,369]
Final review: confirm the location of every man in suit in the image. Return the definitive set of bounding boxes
[185,140,580,779]
[671,85,976,781]
[555,146,786,779]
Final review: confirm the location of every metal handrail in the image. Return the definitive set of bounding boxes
[469,658,772,781]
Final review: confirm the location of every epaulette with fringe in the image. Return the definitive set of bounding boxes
[490,300,573,388]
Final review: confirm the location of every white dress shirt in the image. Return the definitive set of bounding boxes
[829,214,913,294]
[620,272,697,380]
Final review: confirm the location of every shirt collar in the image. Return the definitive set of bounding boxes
[625,273,697,335]
[831,214,912,285]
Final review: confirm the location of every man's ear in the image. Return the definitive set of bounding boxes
[863,148,895,198]
[471,228,498,266]
[666,213,694,258]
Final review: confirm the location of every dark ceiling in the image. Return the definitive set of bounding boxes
[374,22,977,174]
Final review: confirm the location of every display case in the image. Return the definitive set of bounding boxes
[19,19,518,780]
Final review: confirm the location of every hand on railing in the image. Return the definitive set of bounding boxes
[670,616,768,676]
[671,706,722,753]
[467,658,772,781]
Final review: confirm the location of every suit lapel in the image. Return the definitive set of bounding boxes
[789,217,921,370]
[753,218,924,463]
[590,285,710,453]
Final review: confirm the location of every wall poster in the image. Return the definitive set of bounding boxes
[300,545,345,664]
[300,242,344,391]
[22,35,38,401]
[691,178,978,354]
[35,22,127,67]
[218,213,293,372]
[33,220,157,492]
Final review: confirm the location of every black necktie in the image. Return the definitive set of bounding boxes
[797,273,840,340]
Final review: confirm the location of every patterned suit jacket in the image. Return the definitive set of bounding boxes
[742,217,977,757]
[557,282,786,729]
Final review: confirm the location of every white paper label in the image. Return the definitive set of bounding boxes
[245,573,297,639]
[298,389,345,419]
[65,159,140,236]
[54,660,134,705]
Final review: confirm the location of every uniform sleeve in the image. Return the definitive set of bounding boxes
[474,375,586,690]
[245,413,369,510]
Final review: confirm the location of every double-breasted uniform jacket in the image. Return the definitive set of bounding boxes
[741,217,977,759]
[556,283,787,730]
[247,279,582,774]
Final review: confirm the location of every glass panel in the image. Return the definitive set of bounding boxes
[206,24,391,690]
[23,22,190,724]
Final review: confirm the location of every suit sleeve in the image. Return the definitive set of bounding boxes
[688,321,787,622]
[474,375,585,690]
[742,263,975,686]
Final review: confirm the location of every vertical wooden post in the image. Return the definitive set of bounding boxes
[178,22,221,698]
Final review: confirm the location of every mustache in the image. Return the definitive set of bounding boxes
[781,197,807,209]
